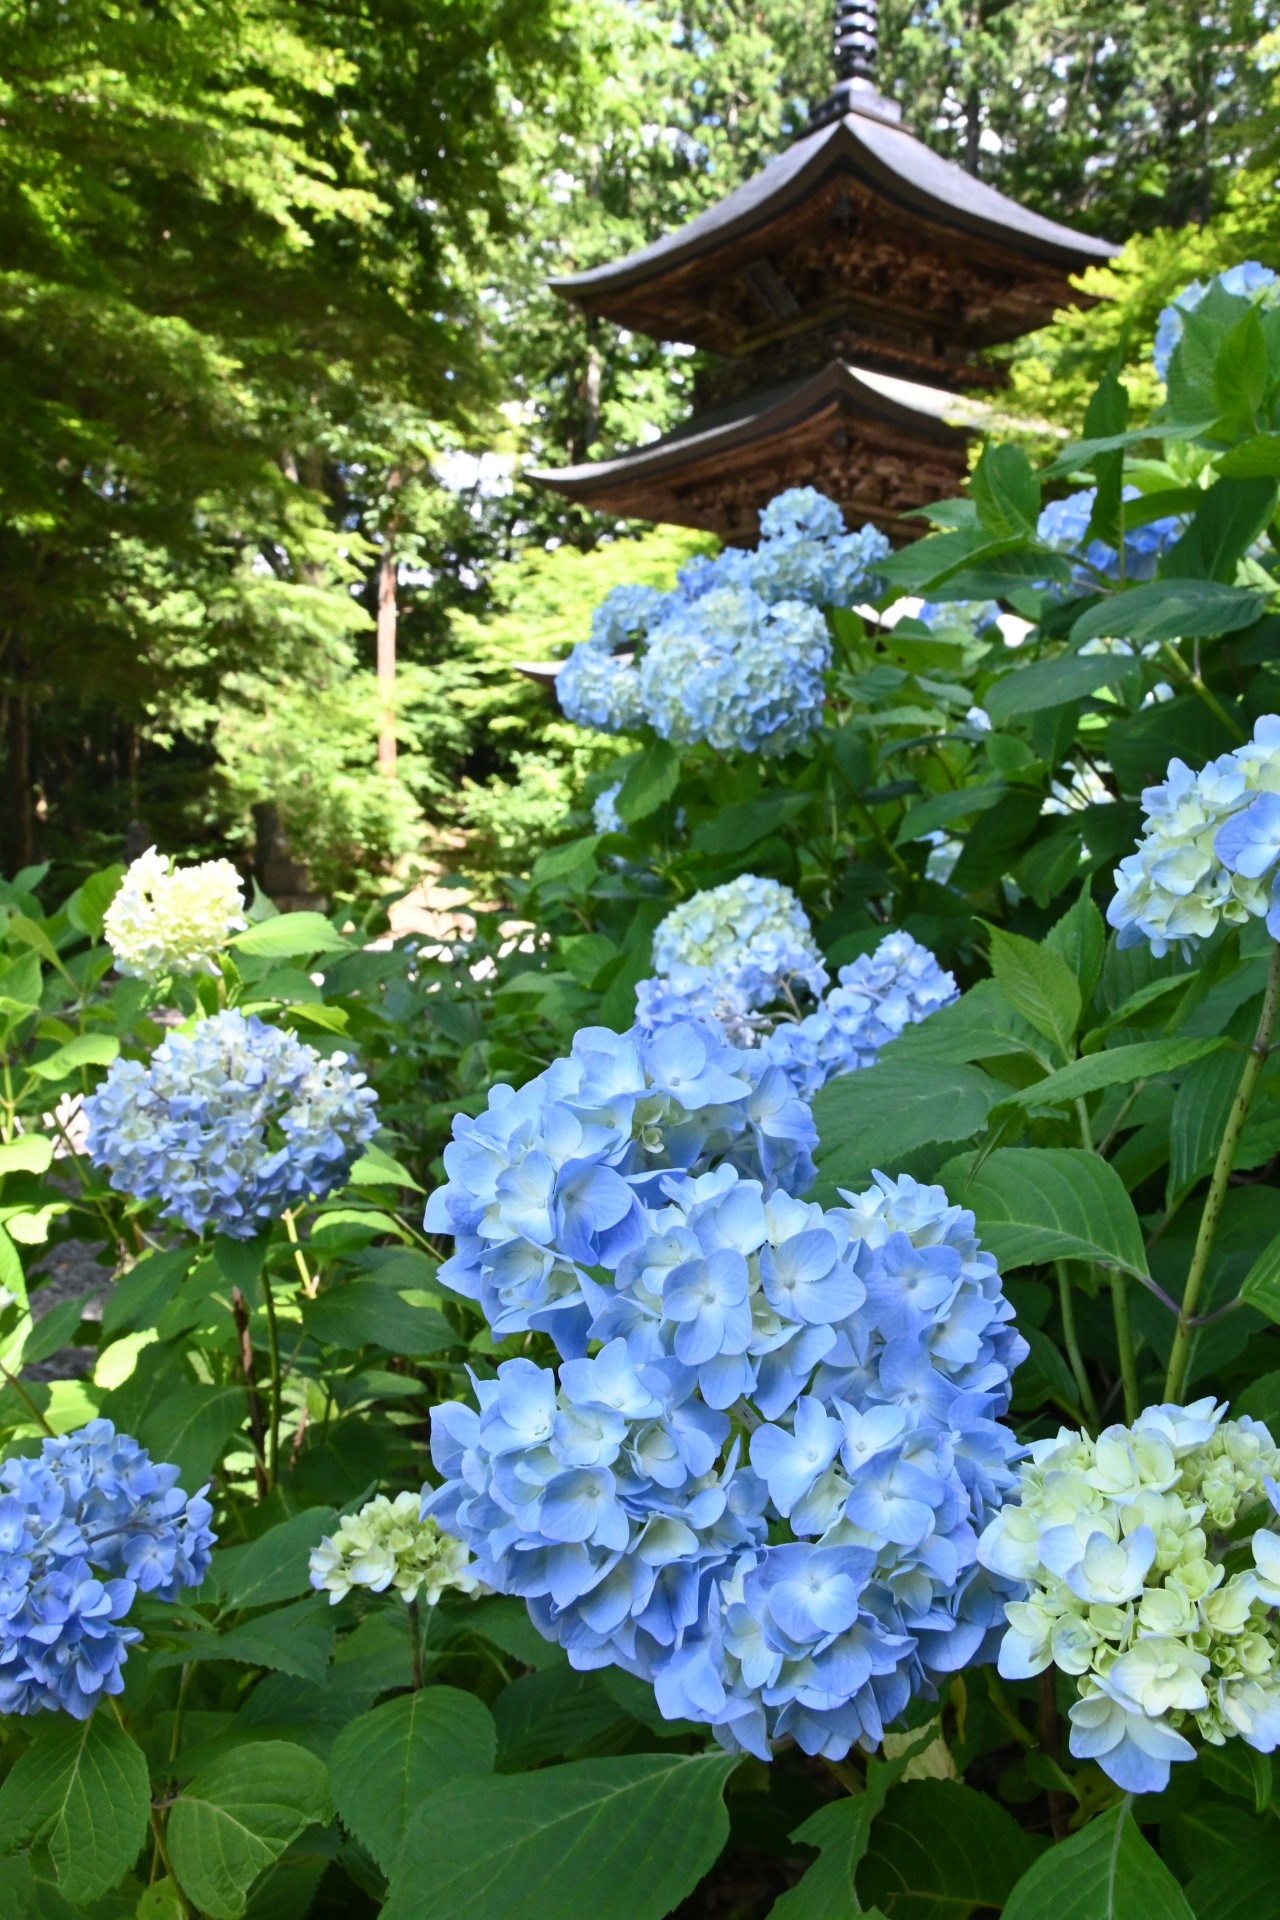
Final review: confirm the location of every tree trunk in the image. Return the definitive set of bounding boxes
[377,545,398,778]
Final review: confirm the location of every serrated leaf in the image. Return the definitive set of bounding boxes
[857,1778,1042,1919]
[331,1690,496,1871]
[300,1281,452,1353]
[971,443,1040,536]
[1069,579,1265,646]
[383,1753,737,1920]
[66,865,126,939]
[989,1037,1227,1122]
[1002,1804,1193,1920]
[218,1509,338,1610]
[137,1384,246,1488]
[27,1034,119,1081]
[947,1147,1149,1277]
[1045,885,1105,1002]
[986,926,1082,1058]
[154,1596,336,1685]
[348,1143,422,1191]
[1168,1045,1244,1202]
[168,1741,329,1920]
[22,1295,95,1368]
[1241,1228,1280,1323]
[985,651,1136,720]
[812,1061,1002,1189]
[0,1713,150,1904]
[232,913,349,958]
[616,741,680,823]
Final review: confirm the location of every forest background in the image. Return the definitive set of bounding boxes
[6,0,1280,898]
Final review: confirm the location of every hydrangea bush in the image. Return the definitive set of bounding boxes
[8,277,1280,1917]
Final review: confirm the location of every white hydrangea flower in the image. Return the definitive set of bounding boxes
[309,1493,484,1607]
[651,876,825,995]
[978,1399,1280,1795]
[104,848,246,983]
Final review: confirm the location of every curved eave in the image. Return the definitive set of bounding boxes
[550,111,1115,313]
[529,361,982,503]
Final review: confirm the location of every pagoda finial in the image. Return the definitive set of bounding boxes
[809,0,901,130]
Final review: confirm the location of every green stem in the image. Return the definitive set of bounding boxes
[1109,1270,1140,1422]
[260,1268,282,1489]
[408,1597,424,1691]
[1055,1262,1099,1429]
[1159,641,1247,743]
[0,1360,55,1434]
[1165,939,1280,1401]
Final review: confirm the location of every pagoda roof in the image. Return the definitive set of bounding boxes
[528,358,981,543]
[551,108,1115,352]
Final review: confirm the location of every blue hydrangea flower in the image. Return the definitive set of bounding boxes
[592,782,625,835]
[1154,262,1279,381]
[85,1009,379,1239]
[556,646,646,733]
[589,584,669,653]
[0,1421,214,1717]
[1107,714,1280,957]
[426,1165,1026,1763]
[761,932,959,1099]
[423,1020,818,1353]
[640,588,832,758]
[634,965,756,1046]
[1037,486,1184,588]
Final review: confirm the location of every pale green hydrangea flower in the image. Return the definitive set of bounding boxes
[979,1399,1280,1794]
[308,1493,483,1607]
[104,847,246,982]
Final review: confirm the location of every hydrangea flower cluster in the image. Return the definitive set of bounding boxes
[104,847,246,984]
[761,933,960,1100]
[0,1420,214,1717]
[426,1168,1026,1761]
[1107,714,1280,957]
[309,1494,483,1607]
[85,1009,379,1238]
[979,1400,1280,1793]
[556,489,887,756]
[424,1019,817,1353]
[592,782,625,835]
[640,588,832,758]
[1037,486,1183,588]
[650,877,827,1004]
[1154,262,1279,381]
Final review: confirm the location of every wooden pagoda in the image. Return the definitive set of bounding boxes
[530,2,1115,542]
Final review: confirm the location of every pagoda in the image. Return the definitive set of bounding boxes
[530,2,1115,542]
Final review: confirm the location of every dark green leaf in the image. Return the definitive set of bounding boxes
[616,741,680,823]
[1002,1805,1193,1920]
[989,1037,1227,1121]
[1186,1838,1280,1919]
[22,1296,94,1368]
[946,1147,1149,1277]
[383,1754,737,1920]
[153,1597,337,1685]
[1045,884,1106,1002]
[691,793,811,853]
[1241,1228,1280,1323]
[168,1741,330,1920]
[1218,431,1280,477]
[211,1235,269,1295]
[971,443,1040,536]
[218,1509,338,1610]
[331,1689,496,1871]
[137,1385,247,1488]
[1159,476,1277,583]
[813,1061,1002,1189]
[985,652,1136,719]
[493,1666,636,1771]
[1069,580,1265,646]
[857,1779,1042,1920]
[101,1247,195,1341]
[894,785,1008,846]
[1168,1045,1245,1201]
[301,1281,452,1354]
[0,1713,150,1904]
[986,926,1082,1057]
[769,1734,935,1919]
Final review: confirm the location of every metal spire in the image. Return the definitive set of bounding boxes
[809,0,900,130]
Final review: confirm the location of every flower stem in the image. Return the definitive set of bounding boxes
[1164,939,1280,1402]
[260,1268,282,1488]
[282,1208,317,1298]
[1055,1263,1099,1429]
[408,1597,424,1691]
[0,1360,55,1435]
[1109,1270,1140,1423]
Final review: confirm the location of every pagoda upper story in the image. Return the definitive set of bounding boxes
[531,3,1116,542]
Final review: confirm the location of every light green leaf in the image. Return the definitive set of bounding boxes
[989,1037,1227,1122]
[1002,1804,1193,1920]
[348,1143,423,1191]
[331,1689,496,1871]
[1069,579,1265,646]
[1168,1045,1244,1202]
[232,913,350,958]
[1241,1228,1280,1323]
[857,1779,1043,1920]
[27,1034,119,1081]
[218,1509,338,1611]
[946,1147,1149,1277]
[0,1137,54,1177]
[0,1712,150,1904]
[168,1741,330,1920]
[986,926,1082,1058]
[383,1753,738,1920]
[1046,885,1106,1002]
[65,865,126,939]
[22,1295,95,1369]
[813,1061,1002,1190]
[970,442,1040,536]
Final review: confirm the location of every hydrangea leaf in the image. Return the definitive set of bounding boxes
[986,1036,1227,1127]
[1069,579,1265,647]
[985,926,1082,1058]
[984,651,1136,721]
[813,1059,1003,1192]
[382,1753,738,1920]
[1002,1805,1193,1920]
[331,1689,496,1871]
[769,1733,934,1918]
[856,1779,1044,1920]
[217,1508,338,1610]
[231,912,350,957]
[167,1740,330,1920]
[615,740,680,823]
[1184,1836,1280,1918]
[0,1712,150,1903]
[492,1666,637,1772]
[135,1383,248,1489]
[945,1146,1149,1278]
